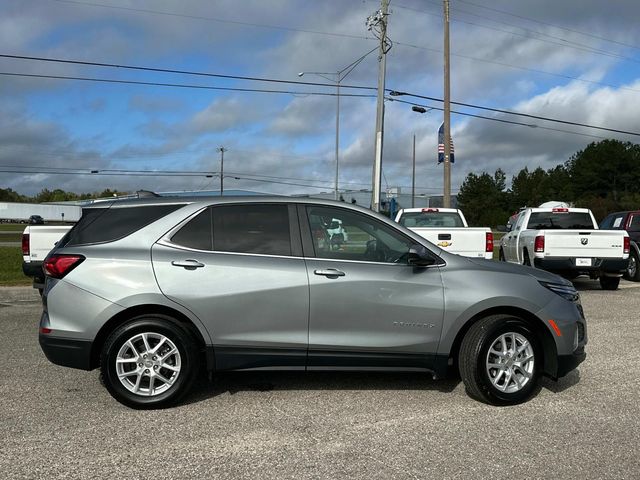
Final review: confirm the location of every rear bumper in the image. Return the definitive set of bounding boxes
[39,334,93,371]
[22,261,43,278]
[534,256,629,274]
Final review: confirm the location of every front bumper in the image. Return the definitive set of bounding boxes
[39,333,93,370]
[534,256,629,274]
[556,346,587,378]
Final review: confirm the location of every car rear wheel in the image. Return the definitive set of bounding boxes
[599,275,620,290]
[100,316,199,409]
[522,250,531,266]
[459,315,541,405]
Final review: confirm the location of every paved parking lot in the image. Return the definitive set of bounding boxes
[1,280,640,479]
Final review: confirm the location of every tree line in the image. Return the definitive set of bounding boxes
[0,188,127,204]
[457,139,640,227]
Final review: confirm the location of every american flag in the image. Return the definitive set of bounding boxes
[437,122,455,164]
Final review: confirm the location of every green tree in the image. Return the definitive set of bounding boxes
[457,169,509,227]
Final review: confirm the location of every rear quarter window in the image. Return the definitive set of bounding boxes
[61,204,184,246]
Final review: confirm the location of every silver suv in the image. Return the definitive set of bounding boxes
[39,197,586,408]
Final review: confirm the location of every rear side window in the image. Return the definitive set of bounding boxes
[170,204,292,256]
[62,204,184,246]
[214,205,291,256]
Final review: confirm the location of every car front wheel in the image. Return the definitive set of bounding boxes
[100,316,199,409]
[459,315,541,405]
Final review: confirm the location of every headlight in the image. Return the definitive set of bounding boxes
[539,281,580,303]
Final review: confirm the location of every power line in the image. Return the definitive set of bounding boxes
[457,0,640,52]
[393,0,640,64]
[3,55,639,136]
[50,0,374,42]
[387,98,606,140]
[0,165,449,192]
[45,0,640,94]
[0,54,376,92]
[0,72,377,98]
[391,92,640,137]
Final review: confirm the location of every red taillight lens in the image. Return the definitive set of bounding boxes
[43,254,85,279]
[22,233,30,256]
[485,232,494,253]
[624,236,630,254]
[534,235,545,253]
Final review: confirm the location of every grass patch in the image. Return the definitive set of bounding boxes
[0,223,24,232]
[0,247,31,285]
[0,233,22,242]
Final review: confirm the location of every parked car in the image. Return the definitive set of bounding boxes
[395,208,493,259]
[29,215,45,225]
[599,210,640,282]
[40,197,586,408]
[499,206,629,290]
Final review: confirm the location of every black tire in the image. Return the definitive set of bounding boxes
[599,276,620,291]
[459,315,541,406]
[523,250,531,266]
[624,250,639,282]
[498,248,505,262]
[100,315,200,409]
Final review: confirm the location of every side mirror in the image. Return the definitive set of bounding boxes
[407,244,436,267]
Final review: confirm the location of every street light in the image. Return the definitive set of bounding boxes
[298,47,377,201]
[410,106,433,208]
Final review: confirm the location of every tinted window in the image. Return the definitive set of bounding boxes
[527,212,594,230]
[307,207,413,263]
[171,208,213,250]
[213,204,291,256]
[62,204,184,246]
[629,214,640,231]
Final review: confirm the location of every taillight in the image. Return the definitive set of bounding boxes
[22,233,30,256]
[43,254,85,279]
[624,236,630,254]
[534,235,545,253]
[485,232,494,253]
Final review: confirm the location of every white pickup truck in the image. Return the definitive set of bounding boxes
[394,208,494,259]
[499,206,630,290]
[22,225,72,292]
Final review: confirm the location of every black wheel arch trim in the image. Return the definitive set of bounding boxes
[442,306,558,380]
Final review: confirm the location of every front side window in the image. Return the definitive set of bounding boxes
[307,207,413,263]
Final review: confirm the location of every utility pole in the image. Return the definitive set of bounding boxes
[369,0,390,212]
[217,147,227,195]
[443,0,452,208]
[412,134,416,208]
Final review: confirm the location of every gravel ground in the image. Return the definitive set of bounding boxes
[1,280,639,480]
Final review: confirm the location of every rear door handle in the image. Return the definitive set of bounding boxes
[171,259,205,269]
[314,268,345,278]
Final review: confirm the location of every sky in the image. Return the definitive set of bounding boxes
[1,0,640,200]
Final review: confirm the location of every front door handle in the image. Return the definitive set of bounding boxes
[314,268,345,278]
[171,259,205,269]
